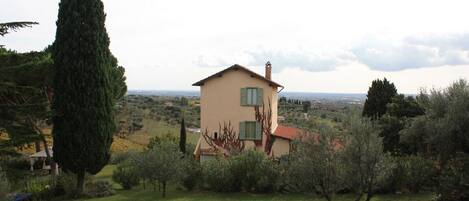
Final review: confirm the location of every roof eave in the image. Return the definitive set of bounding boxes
[192,64,283,88]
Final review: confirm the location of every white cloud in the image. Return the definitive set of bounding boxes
[351,34,469,71]
[2,0,469,93]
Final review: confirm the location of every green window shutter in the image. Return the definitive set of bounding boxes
[257,88,263,106]
[239,121,246,140]
[241,88,247,106]
[255,122,262,140]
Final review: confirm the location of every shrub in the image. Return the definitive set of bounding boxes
[254,160,279,193]
[4,157,30,170]
[202,158,237,192]
[230,150,279,193]
[85,181,115,198]
[437,153,469,201]
[401,155,436,193]
[1,157,33,184]
[112,161,140,190]
[180,156,202,191]
[23,177,55,201]
[55,172,93,198]
[201,150,280,193]
[376,157,404,194]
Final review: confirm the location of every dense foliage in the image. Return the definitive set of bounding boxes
[379,95,424,154]
[230,150,279,193]
[287,125,344,201]
[362,78,397,119]
[342,114,392,201]
[112,161,140,190]
[400,155,436,193]
[52,0,117,194]
[0,49,53,157]
[401,79,469,200]
[130,141,184,197]
[180,155,202,191]
[202,158,237,192]
[436,153,469,201]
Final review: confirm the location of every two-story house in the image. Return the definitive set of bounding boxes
[193,62,301,161]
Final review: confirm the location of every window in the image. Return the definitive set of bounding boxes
[241,87,263,106]
[239,121,262,140]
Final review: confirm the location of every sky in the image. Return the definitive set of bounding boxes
[2,0,469,94]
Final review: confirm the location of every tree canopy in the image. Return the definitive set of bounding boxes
[362,78,397,119]
[52,0,120,194]
[0,48,53,155]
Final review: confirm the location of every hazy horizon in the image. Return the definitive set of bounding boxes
[2,0,469,94]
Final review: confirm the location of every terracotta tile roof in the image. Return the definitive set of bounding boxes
[192,64,283,88]
[307,133,345,150]
[273,125,302,140]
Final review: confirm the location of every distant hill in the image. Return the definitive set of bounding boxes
[127,90,366,102]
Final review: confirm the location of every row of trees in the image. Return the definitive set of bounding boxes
[363,78,469,201]
[286,113,391,201]
[112,141,195,198]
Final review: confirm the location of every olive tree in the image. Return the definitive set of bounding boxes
[142,142,184,198]
[288,125,345,201]
[343,114,392,201]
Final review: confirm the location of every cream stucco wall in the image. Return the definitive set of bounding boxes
[198,69,278,151]
[271,138,290,157]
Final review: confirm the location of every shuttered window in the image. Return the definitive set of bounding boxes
[240,87,263,106]
[239,121,262,140]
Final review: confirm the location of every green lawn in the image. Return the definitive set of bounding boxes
[82,188,433,201]
[80,165,434,201]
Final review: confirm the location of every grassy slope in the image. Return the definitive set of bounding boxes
[111,119,200,152]
[81,166,434,201]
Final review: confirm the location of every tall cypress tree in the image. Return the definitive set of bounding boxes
[179,118,186,154]
[362,78,397,119]
[52,0,114,193]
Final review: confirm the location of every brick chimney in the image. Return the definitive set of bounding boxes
[265,61,272,80]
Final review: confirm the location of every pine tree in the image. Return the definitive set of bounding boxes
[362,78,397,119]
[52,0,115,194]
[179,118,186,154]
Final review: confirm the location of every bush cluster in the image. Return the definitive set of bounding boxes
[180,155,202,191]
[112,161,140,190]
[437,153,469,201]
[201,150,279,193]
[85,181,115,198]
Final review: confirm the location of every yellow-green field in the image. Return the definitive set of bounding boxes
[111,119,199,152]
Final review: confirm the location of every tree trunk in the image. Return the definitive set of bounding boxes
[41,137,57,176]
[162,181,166,198]
[354,193,363,201]
[76,171,85,195]
[35,141,42,152]
[365,192,374,201]
[366,177,374,201]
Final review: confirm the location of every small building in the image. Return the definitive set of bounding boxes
[192,62,302,160]
[29,148,59,175]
